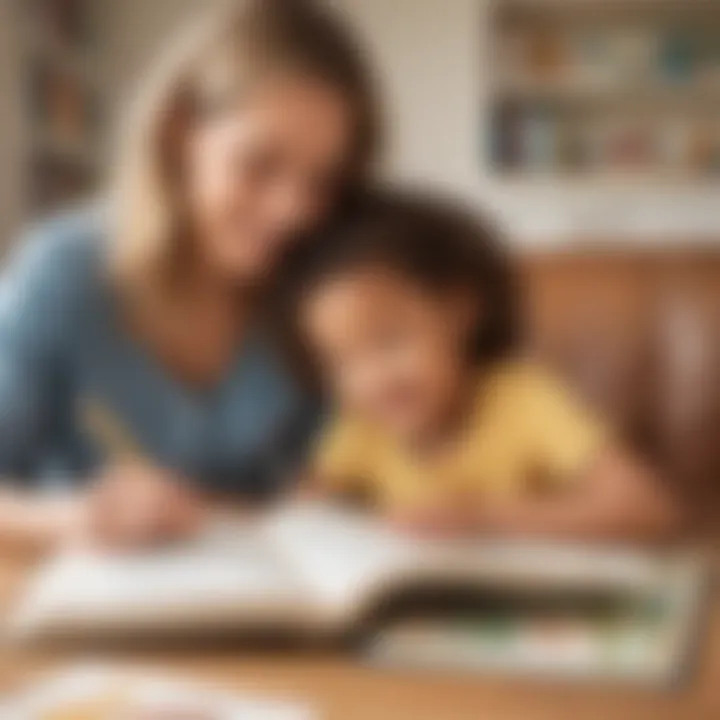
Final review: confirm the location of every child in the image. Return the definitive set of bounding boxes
[283,193,678,541]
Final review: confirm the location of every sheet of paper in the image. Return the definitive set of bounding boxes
[2,665,315,719]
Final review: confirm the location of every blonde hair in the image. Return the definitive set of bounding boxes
[111,0,378,291]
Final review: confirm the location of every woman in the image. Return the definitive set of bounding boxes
[0,0,378,549]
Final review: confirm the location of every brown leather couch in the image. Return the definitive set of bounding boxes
[518,249,720,531]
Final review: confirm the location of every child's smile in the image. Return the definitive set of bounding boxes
[302,266,474,445]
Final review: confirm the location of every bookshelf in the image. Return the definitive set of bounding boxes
[15,0,104,220]
[489,0,720,184]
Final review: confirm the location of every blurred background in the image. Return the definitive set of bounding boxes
[0,0,717,516]
[3,0,720,247]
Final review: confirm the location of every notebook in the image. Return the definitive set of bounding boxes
[7,502,706,683]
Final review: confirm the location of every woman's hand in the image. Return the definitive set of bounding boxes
[0,491,87,554]
[82,463,208,549]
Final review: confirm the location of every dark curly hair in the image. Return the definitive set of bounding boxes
[275,190,520,386]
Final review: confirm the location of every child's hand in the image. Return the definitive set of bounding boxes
[388,501,485,538]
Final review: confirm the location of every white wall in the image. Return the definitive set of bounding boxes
[331,0,483,196]
[101,0,213,119]
[101,0,720,246]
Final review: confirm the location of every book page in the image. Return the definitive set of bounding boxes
[264,503,423,619]
[367,553,705,685]
[11,517,307,638]
[264,503,699,623]
[427,538,675,591]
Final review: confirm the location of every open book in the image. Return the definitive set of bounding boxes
[8,503,706,683]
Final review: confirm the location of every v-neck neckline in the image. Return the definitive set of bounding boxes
[123,330,252,408]
[101,278,261,408]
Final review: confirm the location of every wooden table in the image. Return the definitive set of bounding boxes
[1,553,719,720]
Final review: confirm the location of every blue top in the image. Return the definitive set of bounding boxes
[0,208,318,495]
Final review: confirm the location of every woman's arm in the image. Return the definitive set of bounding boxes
[0,490,85,552]
[0,468,208,553]
[0,222,201,551]
[0,223,215,552]
[0,225,86,551]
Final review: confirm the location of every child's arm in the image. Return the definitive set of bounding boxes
[397,446,680,542]
[292,474,324,500]
[458,367,680,542]
[294,472,376,510]
[478,446,680,542]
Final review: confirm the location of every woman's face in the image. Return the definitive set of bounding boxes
[184,78,356,283]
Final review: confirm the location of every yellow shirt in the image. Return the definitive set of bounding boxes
[314,362,607,512]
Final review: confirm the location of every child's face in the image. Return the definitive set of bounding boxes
[302,267,473,442]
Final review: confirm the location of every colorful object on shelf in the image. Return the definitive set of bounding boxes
[657,32,696,84]
[524,29,567,81]
[22,0,100,215]
[491,2,720,180]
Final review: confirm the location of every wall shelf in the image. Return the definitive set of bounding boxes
[15,0,103,219]
[488,0,720,183]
